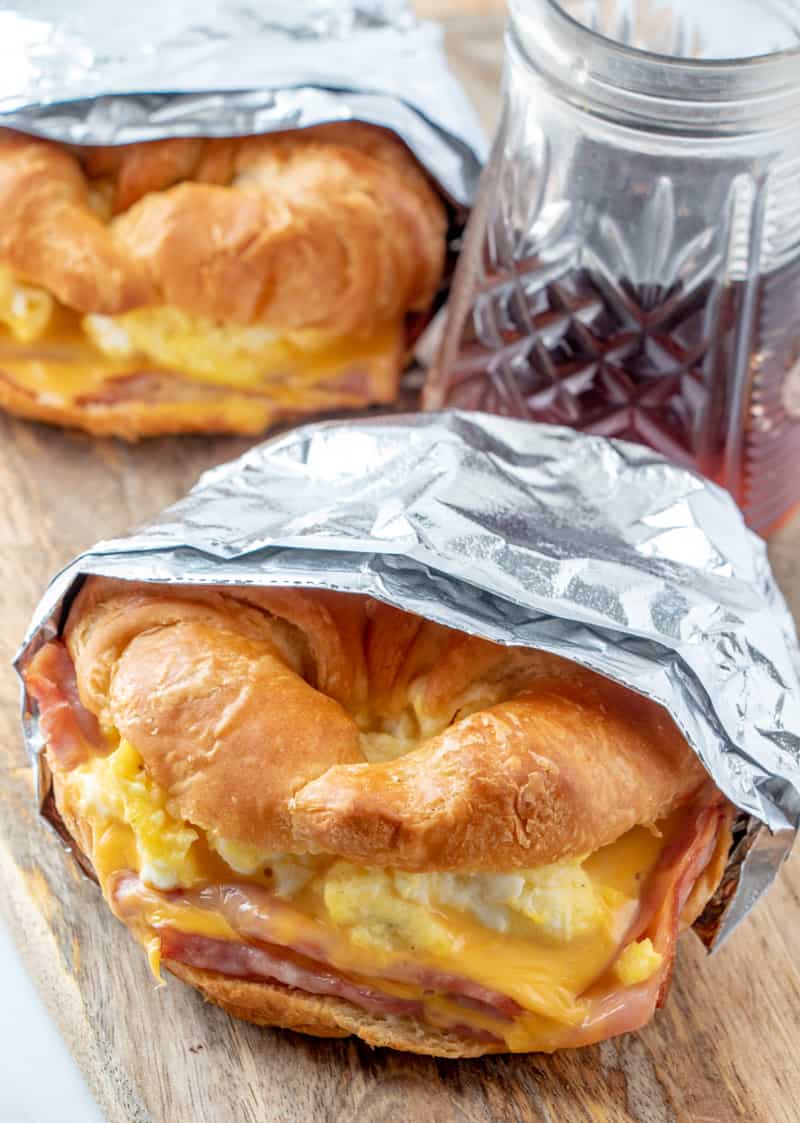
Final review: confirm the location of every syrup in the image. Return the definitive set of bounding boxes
[433,257,800,536]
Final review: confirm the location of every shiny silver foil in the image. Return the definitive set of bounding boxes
[15,412,800,948]
[0,0,485,204]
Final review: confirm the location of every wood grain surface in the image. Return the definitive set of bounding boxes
[416,0,506,16]
[2,10,800,1123]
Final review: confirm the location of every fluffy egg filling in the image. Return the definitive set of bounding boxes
[59,740,672,1046]
[0,266,401,408]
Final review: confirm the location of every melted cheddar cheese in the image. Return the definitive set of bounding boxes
[59,742,670,1048]
[0,267,400,414]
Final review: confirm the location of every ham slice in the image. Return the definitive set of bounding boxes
[24,640,105,769]
[632,794,728,1006]
[203,883,523,1021]
[112,873,523,1023]
[158,929,502,1045]
[556,794,731,1049]
[159,928,425,1021]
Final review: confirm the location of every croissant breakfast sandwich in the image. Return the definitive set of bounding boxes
[0,125,446,437]
[25,578,735,1056]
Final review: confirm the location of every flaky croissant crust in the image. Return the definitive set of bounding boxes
[62,577,710,872]
[0,124,446,334]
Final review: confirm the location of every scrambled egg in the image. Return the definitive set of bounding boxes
[83,307,306,387]
[324,865,453,956]
[66,744,625,951]
[0,266,53,342]
[0,268,397,411]
[358,684,521,764]
[64,741,665,999]
[69,740,198,890]
[83,306,384,389]
[614,938,664,986]
[358,726,419,764]
[322,861,620,951]
[209,836,319,897]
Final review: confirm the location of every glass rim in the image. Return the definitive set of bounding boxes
[509,0,800,128]
[542,0,800,70]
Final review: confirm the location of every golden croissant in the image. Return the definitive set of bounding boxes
[0,124,446,437]
[24,578,734,1056]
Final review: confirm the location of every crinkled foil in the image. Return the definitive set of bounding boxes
[15,412,800,949]
[0,0,485,204]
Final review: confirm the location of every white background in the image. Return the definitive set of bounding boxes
[0,916,102,1123]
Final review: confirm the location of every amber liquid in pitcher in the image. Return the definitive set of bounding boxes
[427,0,800,536]
[435,254,800,536]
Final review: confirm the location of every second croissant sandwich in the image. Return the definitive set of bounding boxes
[25,578,734,1056]
[0,124,446,438]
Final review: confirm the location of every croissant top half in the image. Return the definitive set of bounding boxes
[0,123,446,334]
[54,577,711,872]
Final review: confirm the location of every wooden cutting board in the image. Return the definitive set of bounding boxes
[2,9,800,1123]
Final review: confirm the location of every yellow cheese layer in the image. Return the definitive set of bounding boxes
[60,743,669,1049]
[0,267,400,407]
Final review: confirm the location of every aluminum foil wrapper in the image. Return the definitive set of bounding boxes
[0,0,485,205]
[15,412,800,949]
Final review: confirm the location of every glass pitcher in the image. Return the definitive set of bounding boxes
[425,0,800,535]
